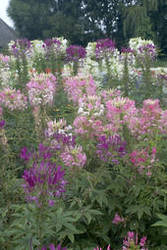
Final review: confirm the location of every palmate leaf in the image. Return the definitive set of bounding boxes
[126,204,152,220]
[152,214,167,232]
[81,206,103,224]
[89,189,108,207]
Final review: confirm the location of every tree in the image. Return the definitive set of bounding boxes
[122,0,158,43]
[8,0,51,39]
[149,0,167,55]
[8,0,86,44]
[8,0,135,46]
[80,0,134,47]
[123,0,167,55]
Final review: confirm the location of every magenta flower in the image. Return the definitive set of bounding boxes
[20,147,32,162]
[44,38,61,49]
[21,144,67,206]
[64,74,96,104]
[95,38,115,59]
[66,45,86,62]
[158,73,167,81]
[121,48,134,54]
[130,147,157,176]
[41,243,67,250]
[0,120,5,129]
[27,73,56,107]
[60,145,87,168]
[138,43,157,60]
[0,88,28,111]
[11,38,31,57]
[96,135,126,163]
[140,237,147,247]
[22,162,66,206]
[122,232,148,250]
[112,213,124,224]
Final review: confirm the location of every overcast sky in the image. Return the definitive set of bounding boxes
[0,0,14,27]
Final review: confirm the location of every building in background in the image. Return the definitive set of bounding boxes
[0,18,17,48]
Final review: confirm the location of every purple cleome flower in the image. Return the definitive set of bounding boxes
[158,74,167,81]
[123,232,148,250]
[22,161,66,206]
[53,133,76,148]
[66,45,86,62]
[20,146,32,162]
[121,48,134,54]
[21,143,67,206]
[95,38,115,59]
[11,38,31,57]
[43,38,61,48]
[138,43,157,60]
[0,120,5,129]
[96,135,126,163]
[41,243,67,250]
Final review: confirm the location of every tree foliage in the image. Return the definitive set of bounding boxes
[150,0,167,55]
[8,0,86,44]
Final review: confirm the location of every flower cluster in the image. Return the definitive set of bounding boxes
[0,54,10,64]
[21,144,66,206]
[0,54,12,86]
[45,118,75,153]
[45,119,72,138]
[123,232,148,250]
[64,74,96,103]
[86,42,97,59]
[84,41,125,84]
[66,45,86,62]
[27,73,56,106]
[138,44,157,60]
[96,135,126,164]
[52,133,76,151]
[120,48,136,66]
[31,40,45,55]
[128,99,162,137]
[121,48,134,54]
[78,95,104,118]
[43,38,66,60]
[130,147,156,176]
[0,119,5,129]
[0,88,27,111]
[95,38,115,59]
[129,37,157,66]
[106,97,137,133]
[43,37,68,54]
[9,39,31,57]
[73,115,103,138]
[60,145,87,168]
[129,37,155,53]
[30,37,68,66]
[112,213,125,224]
[101,89,121,101]
[44,38,61,49]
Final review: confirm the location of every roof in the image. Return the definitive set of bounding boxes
[0,18,17,48]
